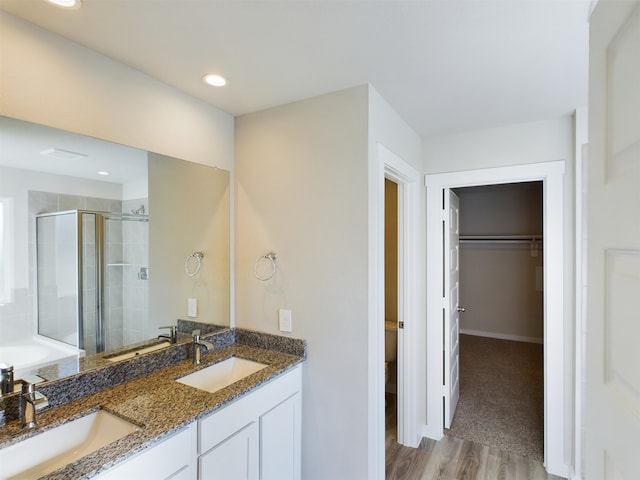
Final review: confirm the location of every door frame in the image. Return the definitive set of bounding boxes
[424,161,568,477]
[371,144,422,477]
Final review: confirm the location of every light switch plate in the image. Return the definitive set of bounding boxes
[279,309,292,332]
[188,298,198,318]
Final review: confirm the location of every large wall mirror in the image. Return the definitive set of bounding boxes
[0,115,230,380]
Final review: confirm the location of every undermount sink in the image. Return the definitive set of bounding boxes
[104,340,171,362]
[0,409,138,480]
[176,356,268,393]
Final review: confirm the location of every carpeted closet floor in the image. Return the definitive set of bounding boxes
[445,334,544,461]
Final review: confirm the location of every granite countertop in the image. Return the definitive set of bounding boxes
[0,343,304,479]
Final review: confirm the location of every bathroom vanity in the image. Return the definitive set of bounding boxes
[98,365,301,480]
[0,328,305,480]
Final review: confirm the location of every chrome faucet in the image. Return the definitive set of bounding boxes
[20,381,48,429]
[192,330,214,365]
[158,325,178,344]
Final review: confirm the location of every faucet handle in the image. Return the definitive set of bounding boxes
[192,329,201,338]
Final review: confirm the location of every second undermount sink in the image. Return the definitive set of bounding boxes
[0,409,138,480]
[176,356,268,393]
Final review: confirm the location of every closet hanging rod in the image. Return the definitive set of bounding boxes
[459,235,543,243]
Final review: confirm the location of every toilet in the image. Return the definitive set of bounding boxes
[384,320,398,390]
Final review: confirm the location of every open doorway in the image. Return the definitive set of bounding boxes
[384,178,400,444]
[424,160,568,476]
[448,182,544,461]
[375,144,422,479]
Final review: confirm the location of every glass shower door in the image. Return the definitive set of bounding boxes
[37,212,81,348]
[37,211,102,354]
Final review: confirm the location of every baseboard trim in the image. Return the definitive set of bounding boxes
[460,329,543,344]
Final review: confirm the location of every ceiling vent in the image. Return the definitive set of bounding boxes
[40,148,88,161]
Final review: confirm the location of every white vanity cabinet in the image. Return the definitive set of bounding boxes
[96,423,197,480]
[94,364,301,480]
[198,365,302,480]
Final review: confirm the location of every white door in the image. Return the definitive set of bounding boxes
[586,1,640,478]
[443,189,461,428]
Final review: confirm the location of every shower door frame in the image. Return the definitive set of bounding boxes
[80,211,106,353]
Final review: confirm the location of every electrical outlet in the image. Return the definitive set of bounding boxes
[279,309,292,332]
[188,298,198,318]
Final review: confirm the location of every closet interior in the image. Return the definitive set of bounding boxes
[448,181,545,461]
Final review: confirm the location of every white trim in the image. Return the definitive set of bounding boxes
[379,144,421,449]
[460,329,543,345]
[573,106,588,479]
[368,144,385,480]
[369,144,421,480]
[424,160,568,477]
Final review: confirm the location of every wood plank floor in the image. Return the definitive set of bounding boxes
[385,396,565,480]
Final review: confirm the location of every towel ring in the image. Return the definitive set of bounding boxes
[254,252,277,281]
[185,251,204,277]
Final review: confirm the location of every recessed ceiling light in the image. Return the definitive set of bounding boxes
[97,171,110,176]
[44,0,82,9]
[203,74,227,87]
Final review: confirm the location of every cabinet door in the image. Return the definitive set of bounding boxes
[199,421,258,480]
[260,393,301,480]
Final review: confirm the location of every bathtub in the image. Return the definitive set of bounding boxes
[0,337,81,379]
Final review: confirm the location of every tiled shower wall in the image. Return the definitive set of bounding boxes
[103,198,149,350]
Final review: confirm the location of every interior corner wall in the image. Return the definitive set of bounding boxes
[234,86,370,480]
[0,11,234,171]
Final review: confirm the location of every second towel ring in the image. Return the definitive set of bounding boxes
[185,251,204,277]
[254,252,277,281]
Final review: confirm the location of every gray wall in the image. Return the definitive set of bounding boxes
[235,86,371,479]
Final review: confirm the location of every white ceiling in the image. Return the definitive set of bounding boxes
[0,0,591,138]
